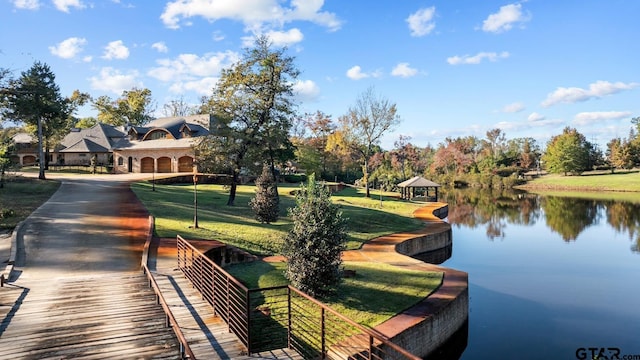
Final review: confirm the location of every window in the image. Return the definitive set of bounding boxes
[147,130,168,140]
[118,157,124,166]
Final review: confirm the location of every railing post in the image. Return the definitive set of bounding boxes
[246,290,252,354]
[321,307,326,359]
[287,287,292,350]
[226,276,231,332]
[212,265,218,316]
[369,335,374,360]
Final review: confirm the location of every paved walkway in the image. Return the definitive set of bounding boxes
[0,173,181,359]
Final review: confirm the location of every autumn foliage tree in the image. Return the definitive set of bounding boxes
[330,87,401,197]
[542,127,592,175]
[92,88,155,126]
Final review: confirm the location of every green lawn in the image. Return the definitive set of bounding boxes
[132,182,425,255]
[226,260,443,327]
[0,177,60,230]
[519,170,640,192]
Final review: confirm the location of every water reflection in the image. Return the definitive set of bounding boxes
[412,243,452,264]
[442,189,640,250]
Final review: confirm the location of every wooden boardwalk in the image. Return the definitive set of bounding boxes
[151,238,302,360]
[0,272,180,359]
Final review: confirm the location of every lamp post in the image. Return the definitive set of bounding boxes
[192,169,199,229]
[152,161,156,191]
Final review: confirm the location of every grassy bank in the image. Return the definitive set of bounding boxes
[131,182,425,255]
[517,170,640,192]
[227,260,443,327]
[0,177,60,230]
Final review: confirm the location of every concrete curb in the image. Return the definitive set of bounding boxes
[1,220,23,285]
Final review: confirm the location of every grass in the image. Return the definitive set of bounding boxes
[0,176,60,230]
[226,260,443,327]
[519,170,640,192]
[132,181,425,255]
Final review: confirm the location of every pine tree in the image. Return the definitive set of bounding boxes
[282,175,347,297]
[249,163,280,223]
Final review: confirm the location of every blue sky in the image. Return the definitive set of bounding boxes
[1,0,639,150]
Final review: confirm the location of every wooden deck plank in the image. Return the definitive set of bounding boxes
[0,272,181,359]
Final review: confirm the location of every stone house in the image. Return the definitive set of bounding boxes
[55,123,126,167]
[10,132,38,166]
[9,114,212,174]
[112,114,212,174]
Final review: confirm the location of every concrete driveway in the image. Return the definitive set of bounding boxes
[12,173,153,280]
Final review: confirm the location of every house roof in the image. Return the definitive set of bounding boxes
[130,114,211,140]
[12,132,35,143]
[397,176,441,188]
[58,123,125,153]
[60,138,109,153]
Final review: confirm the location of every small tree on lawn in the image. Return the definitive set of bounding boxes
[283,175,347,297]
[249,163,280,223]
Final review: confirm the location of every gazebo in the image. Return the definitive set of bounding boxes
[398,176,441,202]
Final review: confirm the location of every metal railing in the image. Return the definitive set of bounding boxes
[176,235,421,360]
[177,235,251,348]
[140,217,195,360]
[142,263,196,360]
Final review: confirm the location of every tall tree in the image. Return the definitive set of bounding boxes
[161,96,196,117]
[542,127,591,176]
[282,175,347,297]
[196,36,299,205]
[3,62,69,179]
[334,86,401,197]
[92,87,155,126]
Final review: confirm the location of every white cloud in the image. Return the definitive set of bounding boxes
[243,28,304,47]
[292,79,320,102]
[161,0,341,32]
[152,42,169,53]
[573,111,632,126]
[482,3,530,33]
[49,37,87,59]
[89,67,142,94]
[169,77,219,95]
[12,0,40,10]
[82,55,92,62]
[148,51,239,82]
[528,112,546,122]
[102,40,130,60]
[346,65,383,80]
[391,63,418,78]
[53,0,85,12]
[406,6,436,37]
[346,66,367,80]
[541,80,639,107]
[501,102,524,113]
[447,51,509,65]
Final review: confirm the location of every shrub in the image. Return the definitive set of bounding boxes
[283,174,307,183]
[249,164,280,224]
[282,174,347,297]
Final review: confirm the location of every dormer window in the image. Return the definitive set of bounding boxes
[148,130,167,140]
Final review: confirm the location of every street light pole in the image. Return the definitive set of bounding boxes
[192,171,199,229]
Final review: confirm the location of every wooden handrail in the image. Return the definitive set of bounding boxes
[142,263,196,360]
[141,218,195,359]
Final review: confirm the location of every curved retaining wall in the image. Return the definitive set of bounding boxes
[374,203,469,358]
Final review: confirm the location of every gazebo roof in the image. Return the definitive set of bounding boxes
[397,176,441,188]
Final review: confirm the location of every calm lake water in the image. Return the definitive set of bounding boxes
[427,189,640,360]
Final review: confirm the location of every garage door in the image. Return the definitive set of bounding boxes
[140,157,154,173]
[178,156,193,172]
[157,157,172,173]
